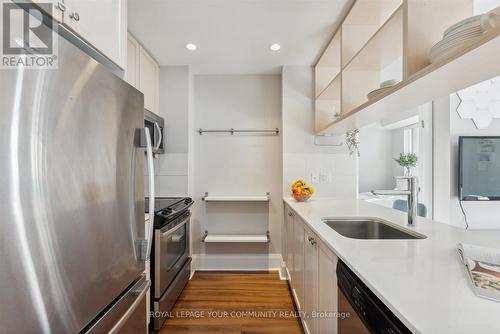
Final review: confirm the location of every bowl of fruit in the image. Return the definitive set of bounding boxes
[291,179,315,202]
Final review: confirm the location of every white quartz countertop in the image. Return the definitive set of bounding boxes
[284,197,500,334]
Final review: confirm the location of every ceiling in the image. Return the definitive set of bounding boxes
[128,0,352,74]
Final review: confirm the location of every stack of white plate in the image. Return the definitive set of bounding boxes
[367,79,398,100]
[429,7,500,64]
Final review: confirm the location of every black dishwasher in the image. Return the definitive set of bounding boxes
[337,260,412,334]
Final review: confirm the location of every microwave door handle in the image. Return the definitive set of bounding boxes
[144,127,155,260]
[154,122,162,151]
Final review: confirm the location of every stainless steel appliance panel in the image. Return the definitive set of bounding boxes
[0,36,146,333]
[153,258,191,330]
[154,213,190,298]
[85,275,149,334]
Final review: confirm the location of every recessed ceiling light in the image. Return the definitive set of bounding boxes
[269,43,281,51]
[185,43,197,51]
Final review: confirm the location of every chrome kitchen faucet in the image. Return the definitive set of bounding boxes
[371,176,419,225]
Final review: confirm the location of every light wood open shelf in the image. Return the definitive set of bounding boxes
[342,6,403,114]
[314,0,481,135]
[316,29,500,134]
[341,0,402,68]
[315,73,341,132]
[315,29,341,98]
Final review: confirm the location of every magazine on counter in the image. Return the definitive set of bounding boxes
[458,243,500,302]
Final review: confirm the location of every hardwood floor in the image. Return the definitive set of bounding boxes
[159,271,304,334]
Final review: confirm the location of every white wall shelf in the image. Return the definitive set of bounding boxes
[202,192,270,202]
[202,231,270,243]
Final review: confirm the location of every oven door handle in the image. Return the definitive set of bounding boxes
[161,213,191,237]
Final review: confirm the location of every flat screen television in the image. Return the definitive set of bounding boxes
[459,136,500,201]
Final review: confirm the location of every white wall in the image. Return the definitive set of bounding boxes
[147,66,191,197]
[358,124,394,192]
[450,94,500,229]
[282,66,358,198]
[433,93,500,229]
[191,75,283,270]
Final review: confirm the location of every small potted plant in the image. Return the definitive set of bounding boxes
[394,153,418,176]
[345,129,360,157]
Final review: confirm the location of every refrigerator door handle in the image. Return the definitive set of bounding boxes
[144,127,155,260]
[154,121,162,151]
[131,128,155,261]
[107,279,151,334]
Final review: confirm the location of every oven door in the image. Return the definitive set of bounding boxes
[153,213,190,298]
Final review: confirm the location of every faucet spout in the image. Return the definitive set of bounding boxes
[370,176,418,225]
[371,189,410,196]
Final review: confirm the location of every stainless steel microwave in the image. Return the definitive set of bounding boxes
[144,110,165,154]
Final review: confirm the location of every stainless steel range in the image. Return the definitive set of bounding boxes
[146,197,193,331]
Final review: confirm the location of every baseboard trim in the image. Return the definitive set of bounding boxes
[192,253,286,279]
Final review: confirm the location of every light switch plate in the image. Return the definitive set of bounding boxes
[320,173,331,184]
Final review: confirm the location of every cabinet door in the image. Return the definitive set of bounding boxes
[125,33,140,88]
[303,228,318,334]
[318,241,338,334]
[284,206,294,280]
[32,0,65,22]
[292,216,305,311]
[139,46,159,113]
[64,0,126,69]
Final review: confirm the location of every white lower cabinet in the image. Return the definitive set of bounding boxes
[285,204,338,334]
[317,240,338,334]
[292,215,305,311]
[303,227,318,334]
[285,206,295,281]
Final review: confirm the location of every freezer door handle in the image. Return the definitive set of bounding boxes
[108,279,151,334]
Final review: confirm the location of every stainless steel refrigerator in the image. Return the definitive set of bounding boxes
[0,30,156,333]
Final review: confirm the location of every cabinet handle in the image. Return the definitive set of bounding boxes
[288,212,293,217]
[56,2,66,12]
[70,11,80,21]
[309,237,317,246]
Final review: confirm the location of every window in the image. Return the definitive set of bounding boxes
[403,123,419,155]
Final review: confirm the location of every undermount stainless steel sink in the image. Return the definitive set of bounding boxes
[324,218,426,240]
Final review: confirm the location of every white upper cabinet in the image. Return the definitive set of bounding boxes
[62,0,127,69]
[125,34,140,88]
[32,0,65,22]
[125,33,160,113]
[138,46,159,113]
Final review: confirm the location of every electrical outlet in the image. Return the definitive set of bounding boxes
[311,173,319,184]
[319,173,332,184]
